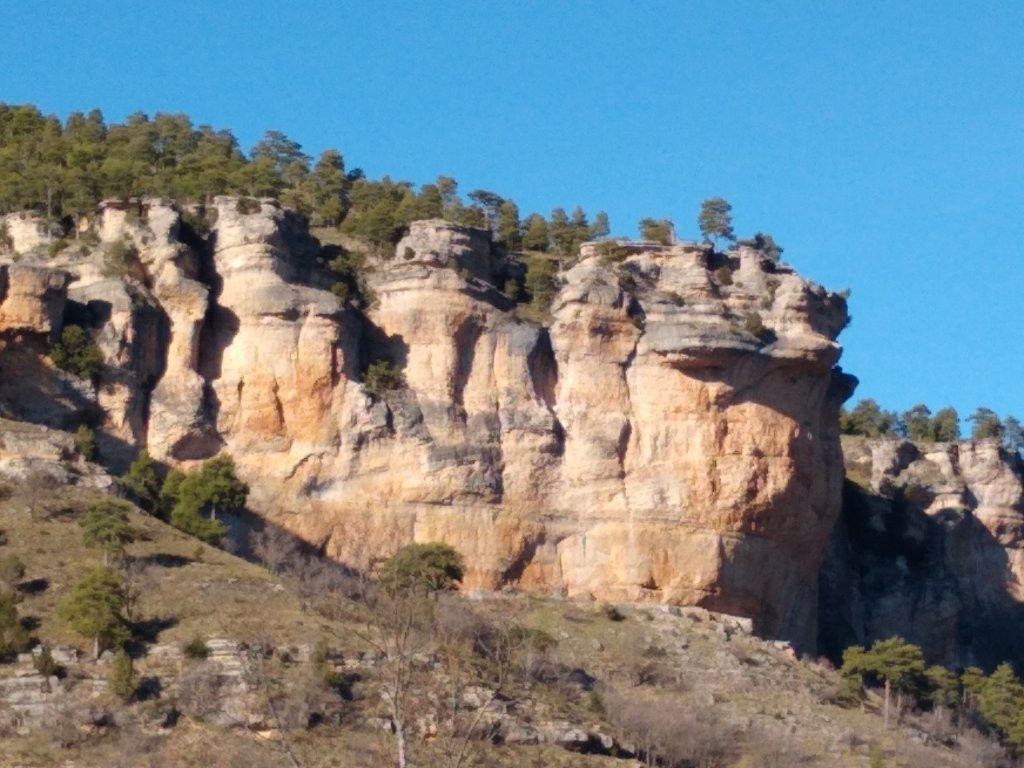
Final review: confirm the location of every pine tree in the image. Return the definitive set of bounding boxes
[121,450,161,512]
[108,648,136,701]
[639,218,673,245]
[698,197,735,248]
[521,214,549,251]
[902,404,933,442]
[0,590,31,660]
[497,200,521,249]
[58,566,130,658]
[80,499,137,566]
[970,407,1003,440]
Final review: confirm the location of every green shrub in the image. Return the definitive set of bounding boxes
[378,542,464,595]
[236,197,261,215]
[101,238,139,278]
[715,266,733,286]
[0,591,31,660]
[33,645,59,677]
[362,360,405,400]
[182,635,210,660]
[108,649,136,701]
[0,553,25,585]
[325,246,372,308]
[595,240,631,264]
[48,238,68,258]
[665,291,685,307]
[121,450,161,513]
[74,424,97,461]
[522,253,558,317]
[163,455,245,544]
[52,324,104,381]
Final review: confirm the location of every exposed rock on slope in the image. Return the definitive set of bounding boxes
[820,436,1024,668]
[0,201,852,649]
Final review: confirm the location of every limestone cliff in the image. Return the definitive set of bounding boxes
[820,436,1024,668]
[0,200,852,649]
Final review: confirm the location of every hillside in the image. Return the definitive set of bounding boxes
[0,450,1011,767]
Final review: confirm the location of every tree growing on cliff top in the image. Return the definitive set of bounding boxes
[698,197,735,248]
[639,217,674,245]
[970,407,1004,440]
[839,398,898,438]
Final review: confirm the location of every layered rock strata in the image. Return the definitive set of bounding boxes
[820,436,1024,668]
[0,200,852,648]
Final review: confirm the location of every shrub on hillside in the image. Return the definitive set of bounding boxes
[183,635,210,660]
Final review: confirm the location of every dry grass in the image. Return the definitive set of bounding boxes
[0,479,1007,767]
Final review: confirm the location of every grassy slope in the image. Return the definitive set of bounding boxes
[0,476,1000,768]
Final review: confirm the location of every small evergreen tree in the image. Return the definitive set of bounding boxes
[33,644,58,677]
[521,213,549,251]
[1003,416,1024,456]
[162,454,246,544]
[638,217,673,245]
[362,360,405,400]
[121,450,161,512]
[698,196,735,248]
[0,553,25,586]
[80,499,137,566]
[108,648,136,701]
[51,324,104,382]
[378,542,464,596]
[902,404,933,442]
[930,407,960,442]
[57,566,129,658]
[74,424,97,461]
[497,199,521,250]
[970,407,1003,440]
[0,590,31,660]
[840,636,926,728]
[839,399,897,438]
[590,211,611,239]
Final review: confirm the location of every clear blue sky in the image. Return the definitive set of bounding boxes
[3,1,1022,424]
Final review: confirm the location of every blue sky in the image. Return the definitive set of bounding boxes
[3,1,1022,424]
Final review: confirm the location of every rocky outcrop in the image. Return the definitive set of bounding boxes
[0,264,69,336]
[820,436,1024,668]
[0,201,852,650]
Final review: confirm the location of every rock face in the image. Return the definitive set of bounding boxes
[820,436,1024,668]
[0,201,852,649]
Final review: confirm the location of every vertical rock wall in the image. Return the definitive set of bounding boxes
[0,202,853,649]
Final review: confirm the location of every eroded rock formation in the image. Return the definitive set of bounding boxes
[820,436,1024,668]
[0,199,853,648]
